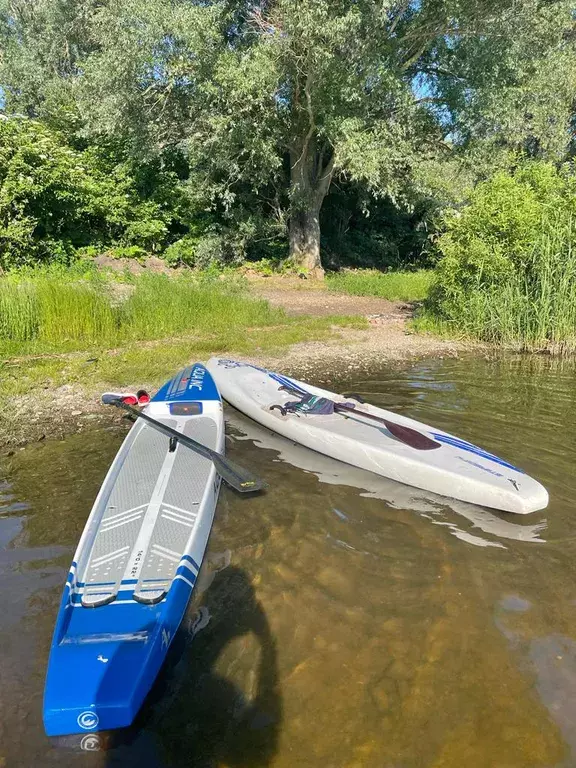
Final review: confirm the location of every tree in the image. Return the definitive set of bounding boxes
[2,0,575,274]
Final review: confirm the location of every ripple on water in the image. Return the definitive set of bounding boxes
[0,356,576,767]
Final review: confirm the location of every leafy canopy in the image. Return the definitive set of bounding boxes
[1,0,576,268]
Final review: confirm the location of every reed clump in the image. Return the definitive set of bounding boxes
[419,217,576,352]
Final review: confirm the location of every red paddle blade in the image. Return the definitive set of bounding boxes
[382,420,441,450]
[121,394,138,406]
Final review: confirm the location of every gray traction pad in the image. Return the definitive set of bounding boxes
[79,417,217,607]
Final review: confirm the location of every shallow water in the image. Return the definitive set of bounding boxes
[1,354,576,767]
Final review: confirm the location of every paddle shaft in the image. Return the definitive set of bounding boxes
[277,383,440,451]
[109,399,265,493]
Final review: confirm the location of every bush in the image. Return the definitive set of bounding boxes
[164,232,233,268]
[123,219,168,251]
[163,237,198,267]
[430,162,576,317]
[0,118,190,268]
[425,161,576,349]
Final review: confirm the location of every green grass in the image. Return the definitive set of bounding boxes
[0,267,366,406]
[327,269,434,302]
[0,269,290,348]
[417,219,576,352]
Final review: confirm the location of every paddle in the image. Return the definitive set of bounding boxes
[334,403,441,451]
[102,395,266,494]
[276,384,440,451]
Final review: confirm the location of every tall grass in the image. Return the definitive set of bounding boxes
[418,219,576,351]
[0,280,39,341]
[327,269,434,302]
[121,273,284,340]
[0,269,286,349]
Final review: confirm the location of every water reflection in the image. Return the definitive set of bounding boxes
[1,354,576,767]
[225,410,547,549]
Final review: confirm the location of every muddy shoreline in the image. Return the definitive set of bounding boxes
[0,322,473,451]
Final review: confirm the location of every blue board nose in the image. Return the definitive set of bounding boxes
[151,364,221,403]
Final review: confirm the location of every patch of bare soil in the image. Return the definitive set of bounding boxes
[253,285,410,319]
[247,275,474,370]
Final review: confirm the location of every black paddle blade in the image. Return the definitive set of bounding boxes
[211,454,266,493]
[382,419,441,451]
[102,396,266,494]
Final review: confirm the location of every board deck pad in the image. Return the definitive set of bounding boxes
[79,417,215,607]
[80,420,173,607]
[133,418,216,604]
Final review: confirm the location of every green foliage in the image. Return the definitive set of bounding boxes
[163,237,197,268]
[243,257,299,276]
[0,118,199,268]
[106,245,147,260]
[430,162,576,316]
[327,270,434,302]
[423,162,576,350]
[123,219,168,251]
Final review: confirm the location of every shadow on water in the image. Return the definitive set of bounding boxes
[6,353,576,766]
[87,564,282,768]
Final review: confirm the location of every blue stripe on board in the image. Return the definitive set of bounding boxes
[431,433,523,473]
[175,567,197,585]
[269,372,308,395]
[181,555,200,572]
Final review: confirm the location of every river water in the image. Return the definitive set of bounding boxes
[1,354,576,768]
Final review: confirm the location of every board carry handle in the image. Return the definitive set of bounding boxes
[102,394,266,493]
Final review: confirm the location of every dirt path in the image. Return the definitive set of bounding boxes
[247,276,469,376]
[249,279,409,319]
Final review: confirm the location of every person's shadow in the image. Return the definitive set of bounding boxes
[99,564,282,768]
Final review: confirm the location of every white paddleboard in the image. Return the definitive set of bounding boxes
[206,358,548,514]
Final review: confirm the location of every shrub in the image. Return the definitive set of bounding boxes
[430,161,576,316]
[163,236,199,267]
[123,219,168,251]
[164,233,232,269]
[0,118,188,268]
[425,161,576,349]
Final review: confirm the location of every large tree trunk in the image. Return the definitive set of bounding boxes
[289,208,322,278]
[289,139,335,278]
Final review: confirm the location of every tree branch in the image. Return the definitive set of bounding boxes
[388,0,410,36]
[315,150,336,203]
[290,68,315,174]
